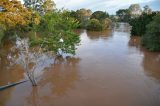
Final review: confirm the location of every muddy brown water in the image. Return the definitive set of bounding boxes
[0,23,160,106]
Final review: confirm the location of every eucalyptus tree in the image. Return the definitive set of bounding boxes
[23,0,56,15]
[129,4,142,18]
[76,8,92,28]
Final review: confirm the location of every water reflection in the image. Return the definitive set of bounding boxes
[114,23,131,32]
[26,56,80,105]
[128,36,160,81]
[1,23,160,106]
[0,41,25,86]
[142,51,160,81]
[128,36,141,48]
[39,56,80,96]
[86,30,112,40]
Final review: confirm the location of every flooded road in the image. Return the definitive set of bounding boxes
[0,23,160,106]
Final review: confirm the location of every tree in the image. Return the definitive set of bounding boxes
[31,10,80,55]
[101,18,112,30]
[129,12,156,36]
[141,13,160,51]
[143,5,152,14]
[129,4,142,18]
[91,11,109,21]
[76,8,92,28]
[0,0,40,43]
[116,9,130,22]
[9,37,54,86]
[23,0,56,15]
[70,10,79,20]
[87,19,102,31]
[0,0,39,29]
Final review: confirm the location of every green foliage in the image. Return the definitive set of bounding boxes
[141,13,160,51]
[91,11,109,21]
[129,12,156,36]
[69,10,112,31]
[87,19,102,31]
[31,10,80,55]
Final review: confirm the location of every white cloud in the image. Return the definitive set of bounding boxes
[54,0,155,14]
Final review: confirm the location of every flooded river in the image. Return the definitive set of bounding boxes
[0,23,160,106]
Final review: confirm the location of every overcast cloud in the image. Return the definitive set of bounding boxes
[54,0,159,14]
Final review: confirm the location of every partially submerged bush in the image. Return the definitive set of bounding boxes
[87,19,102,31]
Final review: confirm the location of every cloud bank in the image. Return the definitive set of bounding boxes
[54,0,156,14]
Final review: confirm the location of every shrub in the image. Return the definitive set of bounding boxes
[87,19,102,31]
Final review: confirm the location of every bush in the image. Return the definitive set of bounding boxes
[141,13,160,51]
[87,19,102,31]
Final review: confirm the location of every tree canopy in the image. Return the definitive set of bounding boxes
[0,0,40,30]
[129,4,142,18]
[141,13,160,51]
[91,11,109,21]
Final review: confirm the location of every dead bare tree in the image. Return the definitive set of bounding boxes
[9,37,54,86]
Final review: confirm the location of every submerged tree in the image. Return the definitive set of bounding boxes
[141,13,160,51]
[9,37,54,86]
[31,10,80,55]
[87,19,102,31]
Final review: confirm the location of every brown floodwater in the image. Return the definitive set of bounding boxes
[0,23,160,106]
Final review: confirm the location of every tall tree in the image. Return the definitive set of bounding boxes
[32,11,80,55]
[23,0,56,15]
[141,13,160,51]
[129,4,142,18]
[76,8,92,28]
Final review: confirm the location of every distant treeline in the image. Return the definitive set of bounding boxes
[115,4,160,51]
[68,9,112,31]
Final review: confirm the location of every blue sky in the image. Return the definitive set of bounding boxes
[54,0,160,14]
